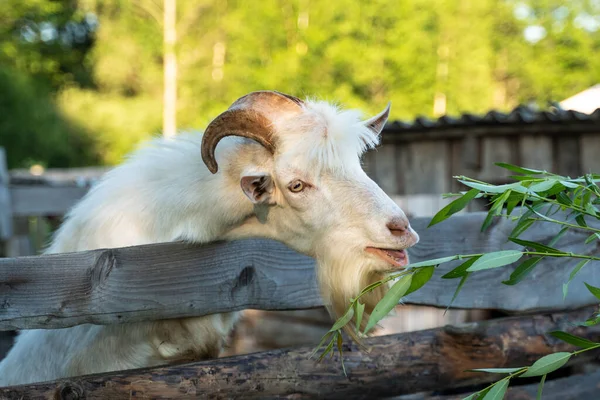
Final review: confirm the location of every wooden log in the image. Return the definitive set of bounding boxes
[1,212,599,331]
[1,307,599,399]
[393,369,600,399]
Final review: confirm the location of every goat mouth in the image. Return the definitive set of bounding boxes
[365,247,408,269]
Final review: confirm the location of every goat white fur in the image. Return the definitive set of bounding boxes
[0,92,419,385]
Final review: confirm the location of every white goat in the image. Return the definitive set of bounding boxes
[0,91,419,385]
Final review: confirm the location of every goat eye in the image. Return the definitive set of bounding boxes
[289,180,305,193]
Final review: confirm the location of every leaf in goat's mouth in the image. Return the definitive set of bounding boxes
[365,247,408,268]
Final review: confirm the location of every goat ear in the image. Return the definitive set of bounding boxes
[363,102,391,136]
[240,174,275,205]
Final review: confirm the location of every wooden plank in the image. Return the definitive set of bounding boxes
[580,133,600,174]
[361,149,377,180]
[372,144,399,194]
[8,166,107,185]
[0,148,12,241]
[519,135,553,172]
[393,370,600,399]
[392,195,456,218]
[397,141,450,194]
[1,212,599,331]
[477,137,516,182]
[450,136,479,193]
[10,186,89,216]
[2,307,599,399]
[4,217,33,258]
[554,136,581,177]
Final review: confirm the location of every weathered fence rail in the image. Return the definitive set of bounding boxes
[1,307,598,399]
[1,212,599,331]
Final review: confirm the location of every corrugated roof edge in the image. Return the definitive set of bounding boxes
[385,105,600,133]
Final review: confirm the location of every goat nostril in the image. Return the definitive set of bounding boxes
[387,221,408,236]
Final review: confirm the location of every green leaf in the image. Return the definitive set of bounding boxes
[520,352,572,377]
[548,331,599,349]
[529,180,558,193]
[467,250,523,272]
[460,394,478,400]
[508,238,566,254]
[404,266,435,296]
[336,332,347,376]
[548,226,568,247]
[506,197,521,215]
[575,214,588,227]
[495,163,545,175]
[363,274,413,334]
[509,218,535,239]
[556,192,573,206]
[448,273,469,309]
[585,233,600,244]
[481,210,497,232]
[459,180,527,194]
[355,301,365,332]
[584,283,600,300]
[317,335,336,362]
[536,374,546,400]
[563,260,590,299]
[442,256,481,279]
[469,367,524,374]
[585,202,599,216]
[429,188,480,227]
[579,314,600,327]
[502,257,543,285]
[329,307,354,332]
[310,331,333,358]
[407,256,458,269]
[560,180,579,189]
[482,378,509,400]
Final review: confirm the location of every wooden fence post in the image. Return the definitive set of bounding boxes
[0,148,16,359]
[0,148,12,248]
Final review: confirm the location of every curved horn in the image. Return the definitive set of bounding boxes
[201,91,304,174]
[363,101,391,136]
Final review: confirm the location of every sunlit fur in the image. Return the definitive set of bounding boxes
[0,96,418,386]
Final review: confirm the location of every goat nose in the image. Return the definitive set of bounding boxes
[387,219,409,237]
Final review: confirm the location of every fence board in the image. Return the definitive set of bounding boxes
[518,135,553,172]
[0,149,11,241]
[554,136,581,177]
[2,307,599,399]
[0,212,599,331]
[372,144,399,194]
[10,186,89,217]
[397,141,450,194]
[477,137,516,182]
[580,134,600,174]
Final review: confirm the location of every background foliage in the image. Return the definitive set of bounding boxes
[1,0,599,168]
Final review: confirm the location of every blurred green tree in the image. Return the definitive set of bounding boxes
[1,0,598,168]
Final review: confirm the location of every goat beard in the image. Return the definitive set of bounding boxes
[315,250,391,341]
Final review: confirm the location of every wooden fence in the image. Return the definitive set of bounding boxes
[0,212,599,398]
